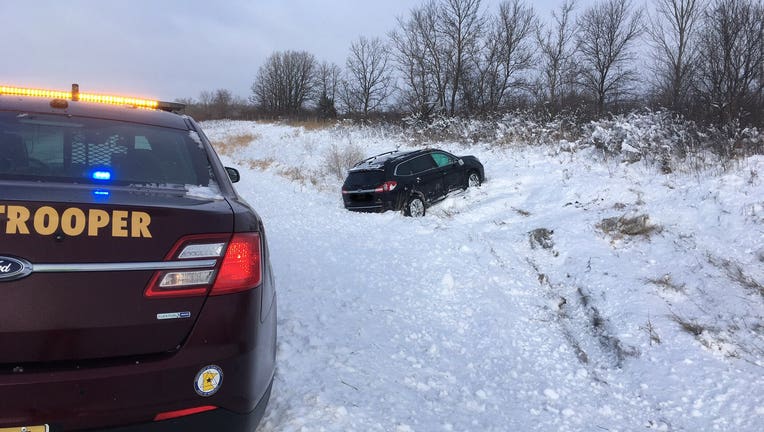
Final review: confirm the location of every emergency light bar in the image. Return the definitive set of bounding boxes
[0,84,177,111]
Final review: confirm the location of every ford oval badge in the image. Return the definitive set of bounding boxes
[0,256,32,281]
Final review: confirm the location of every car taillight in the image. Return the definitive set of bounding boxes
[374,181,397,192]
[144,232,262,298]
[211,232,262,295]
[144,234,229,299]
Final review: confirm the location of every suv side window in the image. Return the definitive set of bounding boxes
[397,155,436,176]
[431,152,452,167]
[395,160,413,176]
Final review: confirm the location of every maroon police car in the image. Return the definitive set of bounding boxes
[0,85,276,431]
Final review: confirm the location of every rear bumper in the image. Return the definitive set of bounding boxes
[344,204,386,212]
[342,192,400,213]
[0,288,277,432]
[88,379,272,432]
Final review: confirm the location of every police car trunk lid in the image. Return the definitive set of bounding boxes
[0,183,234,364]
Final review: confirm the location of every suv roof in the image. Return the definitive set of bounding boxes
[350,149,434,172]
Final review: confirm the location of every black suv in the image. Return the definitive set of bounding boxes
[342,149,484,217]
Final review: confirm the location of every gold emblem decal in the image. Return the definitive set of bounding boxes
[194,365,223,397]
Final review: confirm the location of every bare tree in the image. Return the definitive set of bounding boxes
[316,62,342,118]
[211,89,233,119]
[341,36,393,117]
[389,2,444,118]
[197,90,214,119]
[648,0,705,111]
[391,0,495,117]
[577,0,644,114]
[439,0,485,115]
[695,0,764,124]
[537,0,579,112]
[390,10,431,117]
[176,90,251,120]
[252,50,317,116]
[464,0,537,113]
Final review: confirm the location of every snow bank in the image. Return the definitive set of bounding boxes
[202,120,763,431]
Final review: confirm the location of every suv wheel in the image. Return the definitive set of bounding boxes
[404,196,425,217]
[467,171,481,188]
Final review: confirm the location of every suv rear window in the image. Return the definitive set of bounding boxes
[0,112,213,186]
[345,170,385,187]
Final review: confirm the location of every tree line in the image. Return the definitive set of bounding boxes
[180,0,764,127]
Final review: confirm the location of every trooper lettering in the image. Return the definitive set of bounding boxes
[0,205,152,238]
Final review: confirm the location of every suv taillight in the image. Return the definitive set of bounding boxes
[144,232,262,298]
[375,181,397,192]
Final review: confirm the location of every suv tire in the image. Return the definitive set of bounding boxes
[404,195,426,217]
[467,171,481,188]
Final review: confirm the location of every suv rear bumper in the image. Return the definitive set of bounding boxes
[0,288,277,431]
[344,203,386,212]
[342,192,401,213]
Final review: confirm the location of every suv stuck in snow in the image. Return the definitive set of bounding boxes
[341,149,484,216]
[0,85,275,432]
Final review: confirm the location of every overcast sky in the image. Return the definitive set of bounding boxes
[4,0,569,102]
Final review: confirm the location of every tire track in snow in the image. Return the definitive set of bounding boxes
[446,179,671,431]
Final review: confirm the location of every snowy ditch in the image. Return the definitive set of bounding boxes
[203,120,764,431]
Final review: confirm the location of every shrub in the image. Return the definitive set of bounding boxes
[324,142,366,179]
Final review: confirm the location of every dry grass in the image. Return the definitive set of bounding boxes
[708,256,764,298]
[640,316,662,345]
[246,158,275,170]
[279,167,320,187]
[669,313,743,357]
[280,167,307,182]
[212,133,259,156]
[646,274,687,294]
[284,119,335,131]
[671,314,706,337]
[598,214,662,239]
[513,207,531,217]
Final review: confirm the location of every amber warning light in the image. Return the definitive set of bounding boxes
[0,84,159,109]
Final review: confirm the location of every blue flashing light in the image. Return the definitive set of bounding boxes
[92,170,112,181]
[92,189,111,201]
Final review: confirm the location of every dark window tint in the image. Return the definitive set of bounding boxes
[0,112,213,186]
[345,170,385,187]
[397,155,436,175]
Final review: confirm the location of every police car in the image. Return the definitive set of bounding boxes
[0,85,276,431]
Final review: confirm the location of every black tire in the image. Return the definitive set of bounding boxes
[403,195,426,217]
[467,171,481,188]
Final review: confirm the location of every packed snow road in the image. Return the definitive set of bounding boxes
[205,121,764,431]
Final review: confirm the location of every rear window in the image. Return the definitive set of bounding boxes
[0,112,213,186]
[345,170,385,187]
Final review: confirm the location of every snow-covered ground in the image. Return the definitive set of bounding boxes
[203,120,764,432]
